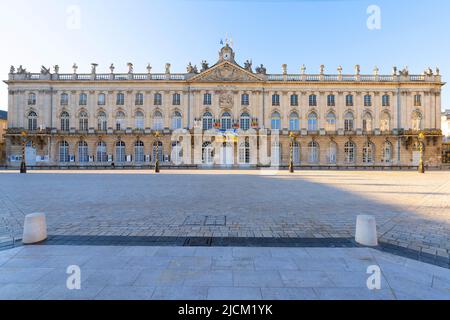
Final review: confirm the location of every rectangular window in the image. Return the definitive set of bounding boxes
[154,94,162,105]
[290,94,298,106]
[346,95,354,107]
[79,94,87,106]
[364,95,372,107]
[272,94,280,106]
[204,93,212,105]
[382,95,390,107]
[173,93,181,105]
[60,94,69,106]
[327,95,335,107]
[309,95,317,107]
[98,94,106,105]
[135,93,144,105]
[28,94,36,105]
[116,93,125,105]
[414,94,422,106]
[241,94,249,106]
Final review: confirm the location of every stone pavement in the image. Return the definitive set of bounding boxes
[0,170,450,262]
[0,245,449,300]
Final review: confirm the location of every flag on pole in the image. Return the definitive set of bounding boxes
[220,39,224,45]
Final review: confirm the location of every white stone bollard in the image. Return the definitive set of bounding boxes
[355,215,378,246]
[22,213,47,244]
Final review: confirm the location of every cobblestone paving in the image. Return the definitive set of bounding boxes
[0,170,449,258]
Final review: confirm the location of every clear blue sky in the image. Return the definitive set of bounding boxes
[0,0,448,111]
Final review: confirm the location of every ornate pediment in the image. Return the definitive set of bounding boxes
[190,61,263,83]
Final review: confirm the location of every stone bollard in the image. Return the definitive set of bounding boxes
[22,213,47,244]
[355,215,378,246]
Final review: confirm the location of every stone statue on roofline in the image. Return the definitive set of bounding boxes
[17,65,27,74]
[255,64,266,75]
[127,62,134,74]
[244,60,253,73]
[201,60,209,72]
[9,66,15,74]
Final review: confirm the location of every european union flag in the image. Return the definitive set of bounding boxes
[220,39,224,45]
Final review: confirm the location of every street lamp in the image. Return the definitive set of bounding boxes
[20,131,27,174]
[418,131,425,174]
[154,131,161,173]
[289,132,295,173]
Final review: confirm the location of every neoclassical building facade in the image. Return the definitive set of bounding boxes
[3,45,445,168]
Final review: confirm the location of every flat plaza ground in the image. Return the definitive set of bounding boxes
[1,170,450,258]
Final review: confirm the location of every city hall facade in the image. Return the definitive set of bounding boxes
[3,45,445,168]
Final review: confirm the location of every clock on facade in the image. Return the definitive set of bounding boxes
[223,52,231,61]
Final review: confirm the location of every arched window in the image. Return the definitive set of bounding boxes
[96,141,107,162]
[289,112,299,131]
[116,93,125,105]
[115,111,125,131]
[238,141,250,164]
[28,111,38,131]
[412,111,422,131]
[326,112,336,131]
[221,112,232,130]
[363,113,373,132]
[28,93,36,105]
[202,112,213,130]
[202,142,213,165]
[79,111,88,131]
[363,141,375,164]
[135,93,144,106]
[115,141,126,163]
[60,112,70,131]
[135,111,144,129]
[308,112,318,131]
[344,112,354,131]
[79,93,87,106]
[271,112,281,130]
[152,141,163,163]
[172,111,182,130]
[344,141,356,163]
[382,141,393,163]
[153,111,163,130]
[60,93,69,106]
[78,141,89,163]
[59,141,70,163]
[380,112,390,131]
[293,141,300,164]
[97,111,107,131]
[327,141,337,164]
[308,141,319,163]
[134,141,144,163]
[240,112,250,131]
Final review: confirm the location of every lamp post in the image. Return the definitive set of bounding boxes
[289,132,295,173]
[418,131,425,174]
[154,131,161,173]
[20,131,27,174]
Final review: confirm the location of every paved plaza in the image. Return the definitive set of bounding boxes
[1,170,450,259]
[0,245,449,300]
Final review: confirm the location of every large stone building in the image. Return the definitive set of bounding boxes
[0,110,7,164]
[3,45,445,168]
[442,109,450,142]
